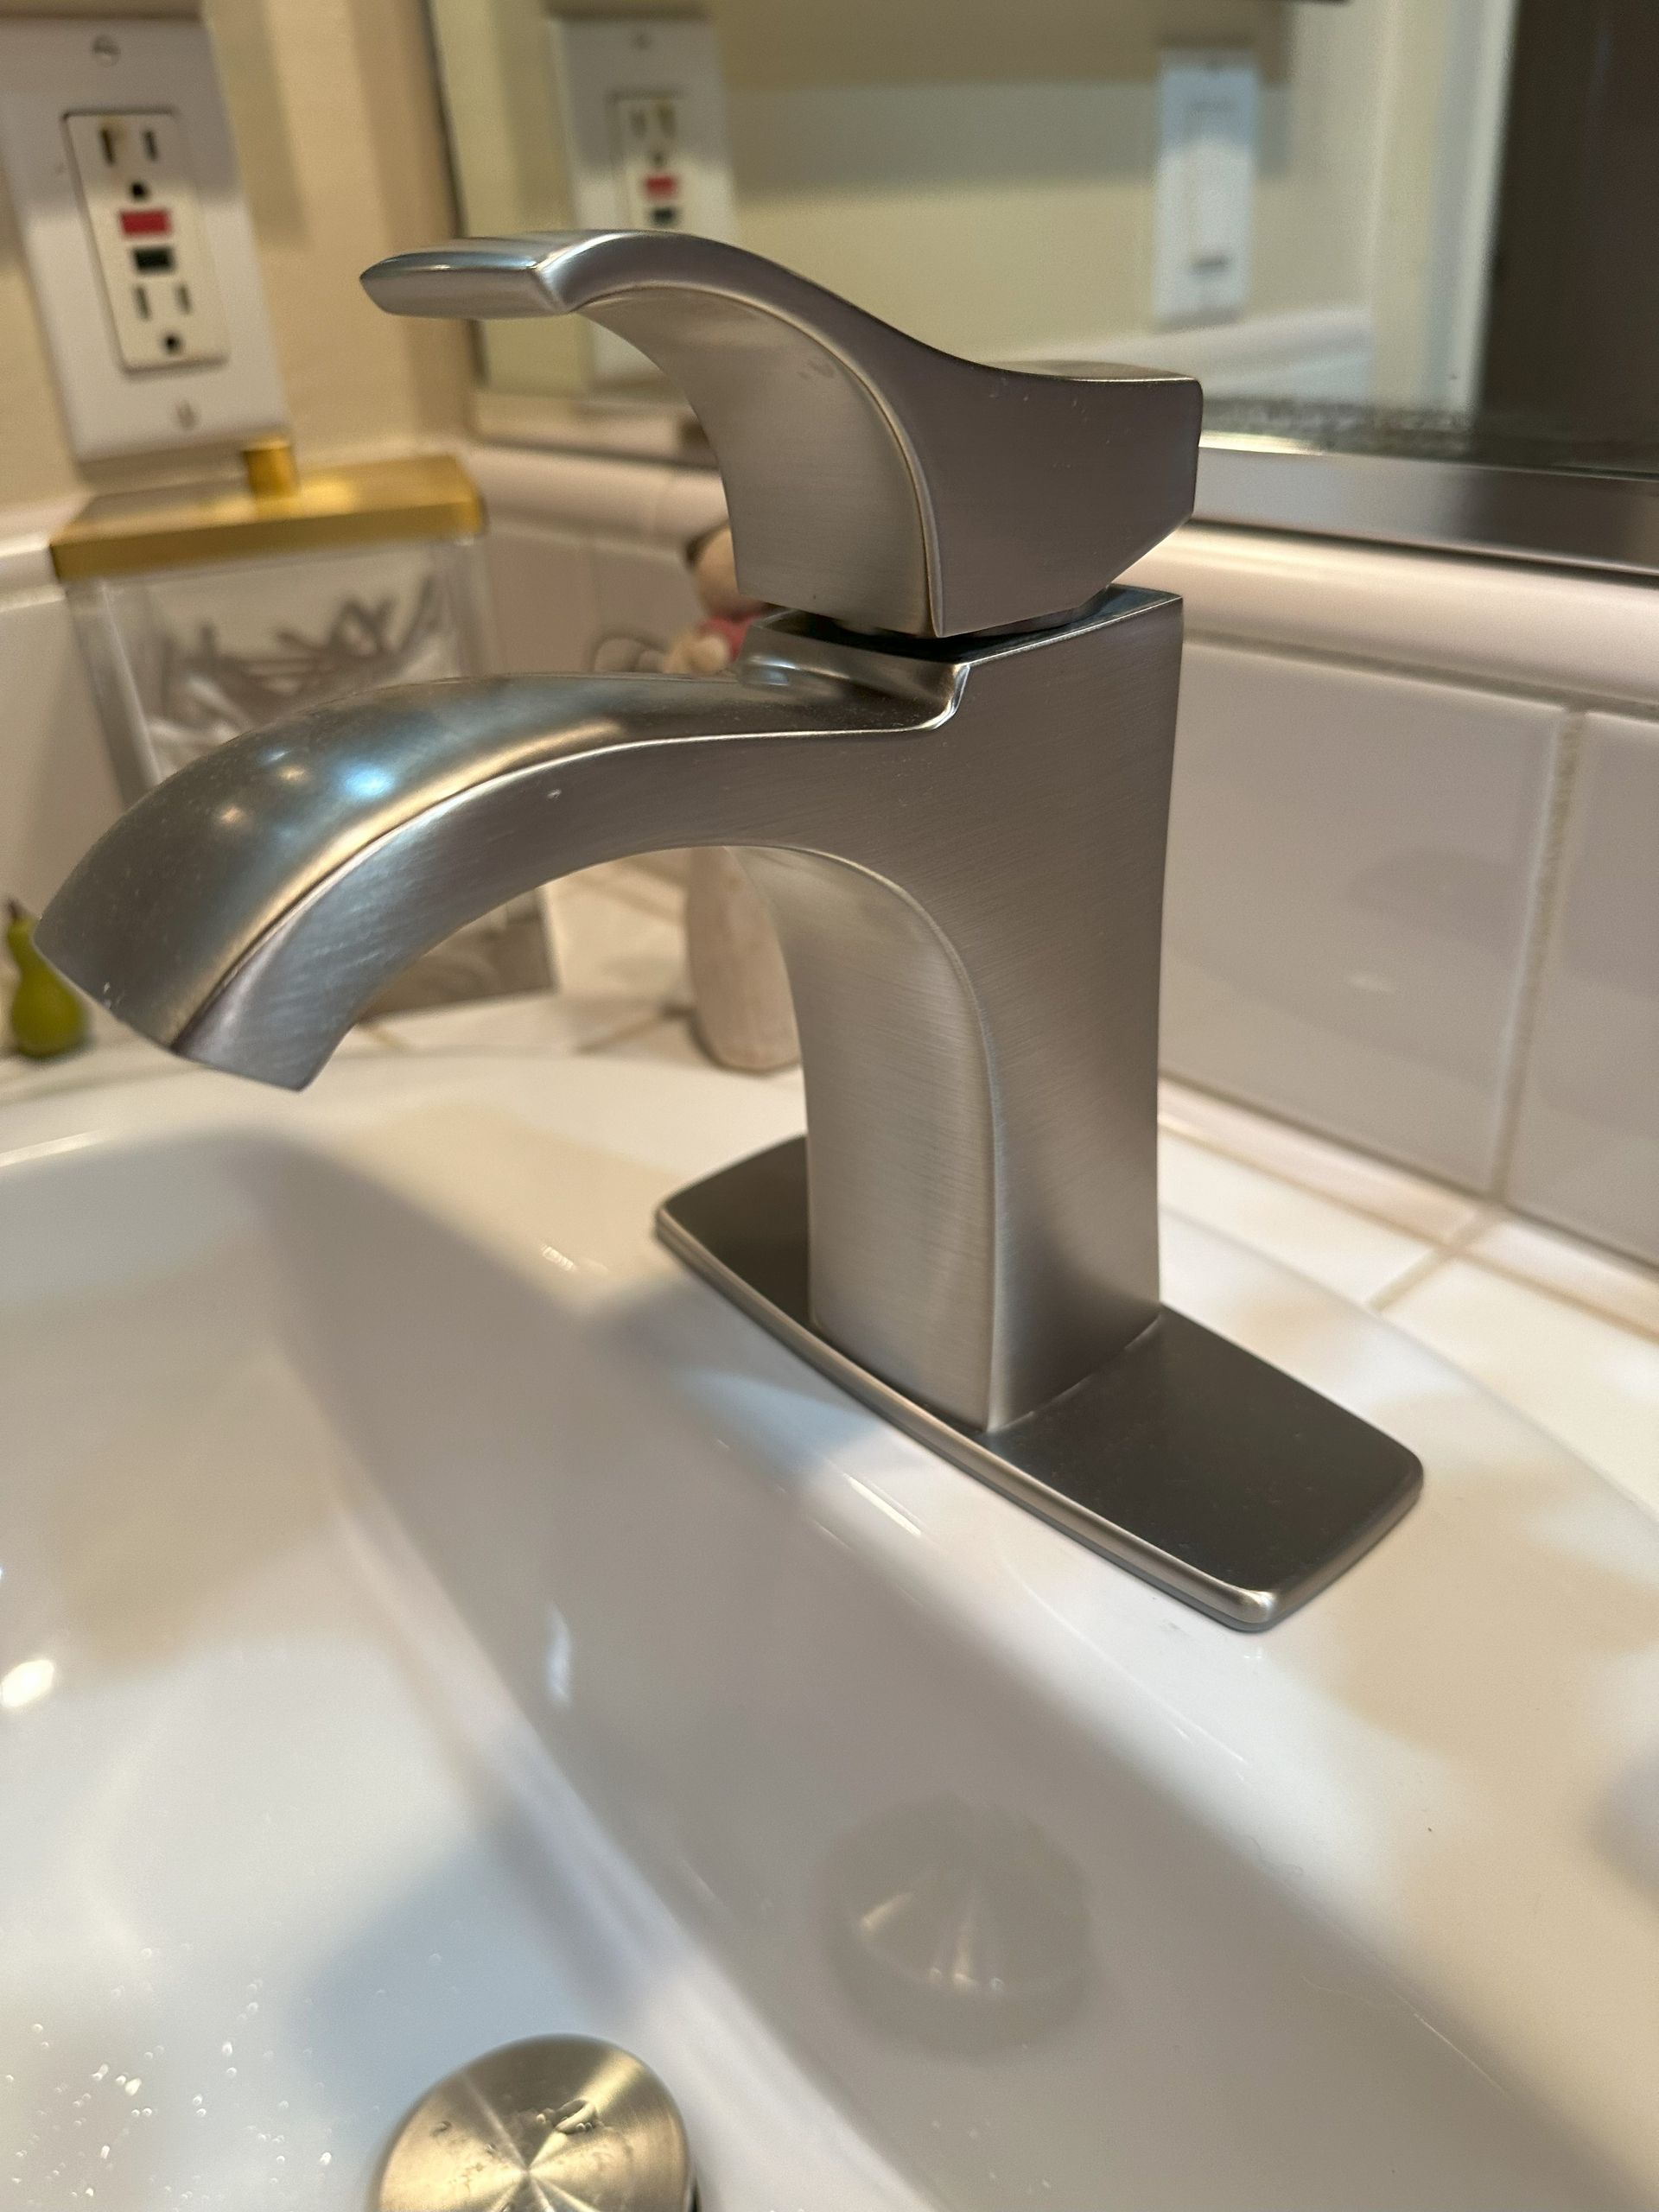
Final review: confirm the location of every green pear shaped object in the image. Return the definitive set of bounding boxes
[6,899,87,1060]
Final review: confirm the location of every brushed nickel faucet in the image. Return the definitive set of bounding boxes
[41,232,1419,1625]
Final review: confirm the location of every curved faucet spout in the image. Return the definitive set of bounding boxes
[40,646,946,1090]
[42,596,1177,1435]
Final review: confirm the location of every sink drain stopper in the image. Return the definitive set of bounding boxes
[376,2036,695,2212]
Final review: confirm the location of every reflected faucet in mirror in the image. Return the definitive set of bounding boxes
[39,231,1420,1628]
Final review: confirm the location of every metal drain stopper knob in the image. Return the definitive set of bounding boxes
[377,2035,695,2212]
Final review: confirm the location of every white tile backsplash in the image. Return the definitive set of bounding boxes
[650,466,728,556]
[482,520,601,676]
[1162,642,1564,1187]
[0,499,75,595]
[466,443,671,540]
[589,537,702,664]
[1506,710,1659,1268]
[1158,1077,1482,1244]
[0,586,124,916]
[540,862,690,1012]
[1129,523,1659,710]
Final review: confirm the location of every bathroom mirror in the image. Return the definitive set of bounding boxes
[426,0,1659,576]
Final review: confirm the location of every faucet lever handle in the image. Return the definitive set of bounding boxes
[363,231,1200,639]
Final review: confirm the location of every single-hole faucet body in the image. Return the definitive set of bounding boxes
[40,233,1421,1624]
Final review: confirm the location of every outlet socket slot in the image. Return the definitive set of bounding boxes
[63,106,229,372]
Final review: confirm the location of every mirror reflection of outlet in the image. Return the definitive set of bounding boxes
[546,14,736,386]
[64,109,229,371]
[610,93,685,231]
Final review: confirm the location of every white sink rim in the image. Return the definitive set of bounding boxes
[2,1052,1656,2209]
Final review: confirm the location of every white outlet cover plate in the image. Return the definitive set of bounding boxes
[544,14,737,386]
[0,16,286,463]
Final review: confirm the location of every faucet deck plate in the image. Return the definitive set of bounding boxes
[658,1138,1422,1629]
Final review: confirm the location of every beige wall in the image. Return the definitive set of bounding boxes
[714,0,1290,87]
[0,0,469,507]
[1250,1,1390,329]
[721,3,1384,362]
[727,79,1160,358]
[718,0,1512,403]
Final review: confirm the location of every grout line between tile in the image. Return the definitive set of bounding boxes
[1486,710,1583,1198]
[1366,1245,1451,1313]
[1369,1205,1496,1313]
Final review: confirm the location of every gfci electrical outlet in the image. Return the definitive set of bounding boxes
[63,109,229,371]
[545,14,736,386]
[0,17,285,462]
[611,92,689,233]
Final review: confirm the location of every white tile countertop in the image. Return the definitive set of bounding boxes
[4,865,1656,1527]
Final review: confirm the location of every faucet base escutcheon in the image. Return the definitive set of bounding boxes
[658,1137,1422,1629]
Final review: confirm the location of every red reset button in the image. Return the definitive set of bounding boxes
[119,207,172,237]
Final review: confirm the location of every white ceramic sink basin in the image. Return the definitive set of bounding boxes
[2,1053,1656,2211]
